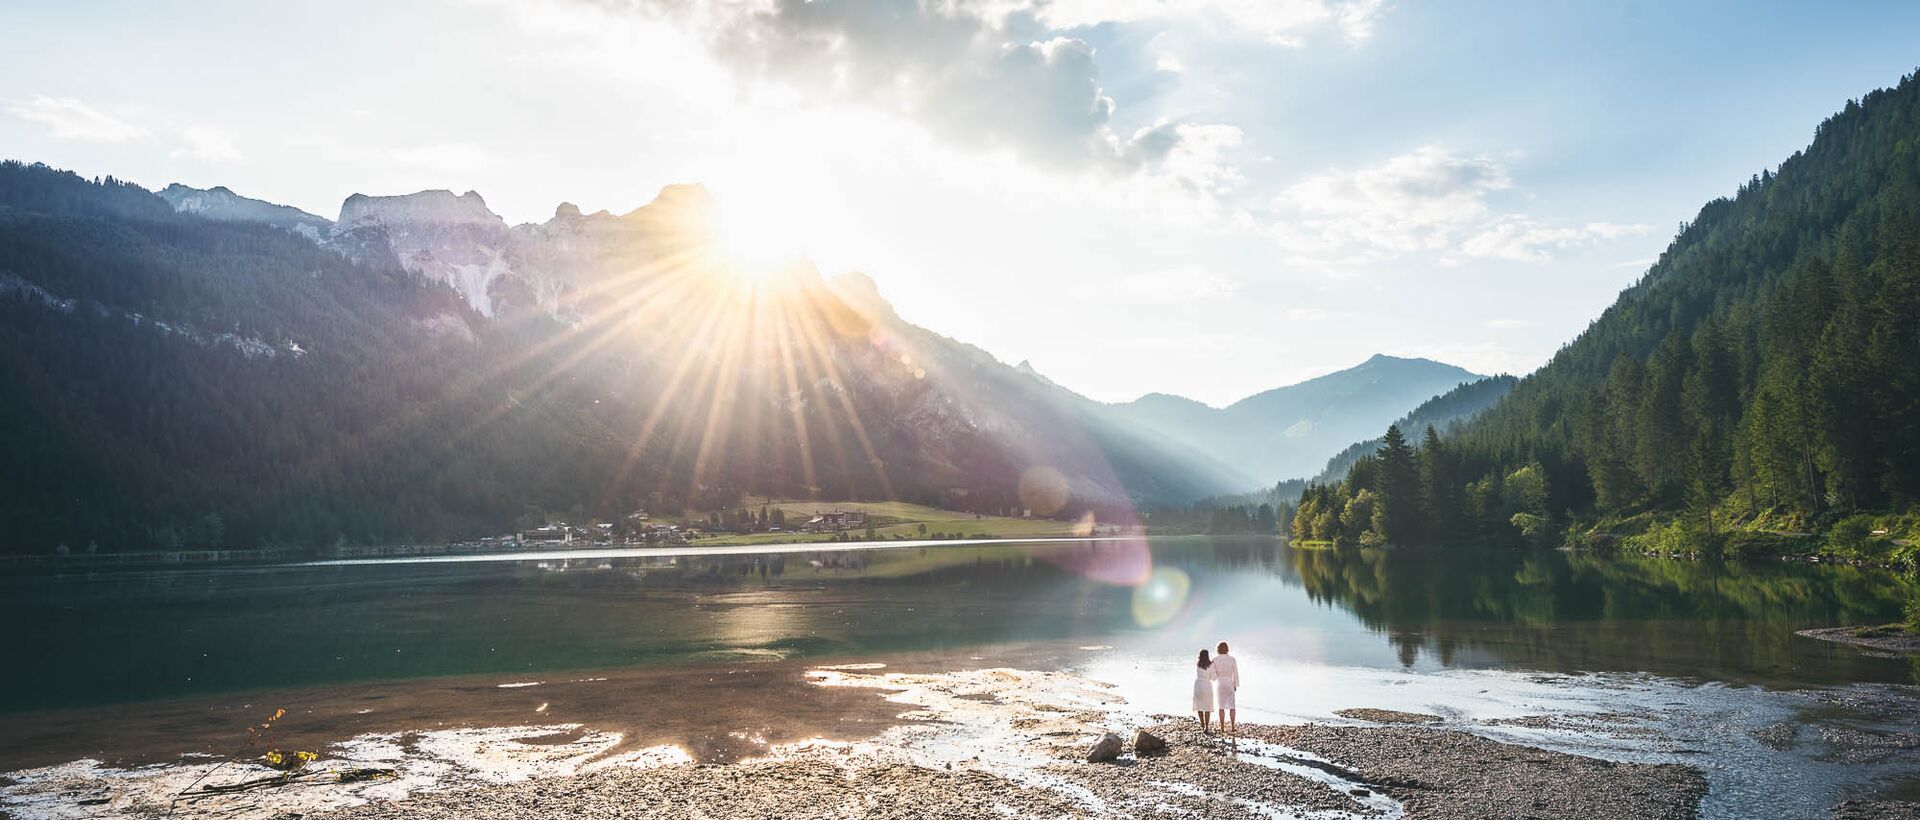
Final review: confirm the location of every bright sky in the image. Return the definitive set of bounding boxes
[5,1,1918,405]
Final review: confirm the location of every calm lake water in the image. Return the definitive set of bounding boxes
[4,537,1912,710]
[4,537,1918,816]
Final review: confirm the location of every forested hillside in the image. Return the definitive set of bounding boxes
[1309,375,1516,486]
[1298,71,1920,557]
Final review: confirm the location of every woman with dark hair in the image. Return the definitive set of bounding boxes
[1192,649,1217,733]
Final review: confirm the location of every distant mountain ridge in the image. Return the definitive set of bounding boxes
[1096,354,1486,485]
[1308,374,1518,485]
[156,183,330,238]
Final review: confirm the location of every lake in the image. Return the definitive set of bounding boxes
[3,537,1917,817]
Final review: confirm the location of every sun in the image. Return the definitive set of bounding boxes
[706,184,811,279]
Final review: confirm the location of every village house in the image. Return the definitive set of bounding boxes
[805,510,869,532]
[520,524,573,545]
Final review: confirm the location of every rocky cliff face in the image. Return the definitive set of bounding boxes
[321,185,721,321]
[331,190,526,317]
[156,184,331,240]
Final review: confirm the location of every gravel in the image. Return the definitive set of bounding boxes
[1334,708,1443,724]
[1797,626,1920,656]
[302,718,1709,820]
[1831,799,1920,819]
[1241,722,1705,820]
[307,759,1085,820]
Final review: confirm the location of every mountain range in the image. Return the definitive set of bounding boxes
[0,161,1501,551]
[1094,354,1486,486]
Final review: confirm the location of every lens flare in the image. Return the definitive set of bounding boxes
[1131,566,1191,627]
[1018,466,1069,516]
[1033,538,1152,586]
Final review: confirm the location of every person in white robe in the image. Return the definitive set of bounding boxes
[1213,641,1240,737]
[1192,649,1216,733]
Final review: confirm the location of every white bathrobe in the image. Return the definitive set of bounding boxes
[1212,654,1239,710]
[1191,663,1216,711]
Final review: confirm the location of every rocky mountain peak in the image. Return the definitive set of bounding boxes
[338,189,503,228]
[155,183,331,236]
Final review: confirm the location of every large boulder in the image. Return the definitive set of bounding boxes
[1132,729,1168,756]
[1086,732,1123,763]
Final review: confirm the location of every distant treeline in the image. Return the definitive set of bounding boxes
[1294,424,1546,548]
[1145,501,1287,536]
[1309,376,1515,486]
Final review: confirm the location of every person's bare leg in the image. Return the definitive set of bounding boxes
[1229,708,1237,737]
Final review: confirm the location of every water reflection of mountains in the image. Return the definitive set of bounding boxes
[1282,544,1919,686]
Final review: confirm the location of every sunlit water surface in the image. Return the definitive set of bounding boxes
[4,537,1916,817]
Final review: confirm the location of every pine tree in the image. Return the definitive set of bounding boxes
[1372,425,1421,544]
[1418,425,1461,544]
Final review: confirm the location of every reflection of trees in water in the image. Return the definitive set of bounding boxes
[571,546,1064,591]
[1287,546,1919,685]
[1154,536,1292,575]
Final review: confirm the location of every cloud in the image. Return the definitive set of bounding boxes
[172,126,244,163]
[1035,0,1389,46]
[1146,122,1245,193]
[1285,307,1342,320]
[578,0,1255,180]
[1271,146,1509,258]
[1270,146,1646,265]
[1455,218,1650,263]
[7,95,147,142]
[380,142,496,173]
[695,2,1130,169]
[1330,0,1387,43]
[1115,265,1239,301]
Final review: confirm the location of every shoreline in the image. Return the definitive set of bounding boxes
[300,718,1709,820]
[0,535,1141,571]
[2,664,1711,820]
[1798,624,1920,656]
[5,640,1919,818]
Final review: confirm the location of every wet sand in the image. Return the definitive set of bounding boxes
[2,661,1713,819]
[0,645,1118,774]
[0,657,909,773]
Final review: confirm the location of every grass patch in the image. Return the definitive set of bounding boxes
[666,498,1092,544]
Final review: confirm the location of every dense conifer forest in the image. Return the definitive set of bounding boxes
[1298,73,1920,562]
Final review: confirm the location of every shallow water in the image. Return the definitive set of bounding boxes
[2,537,1916,816]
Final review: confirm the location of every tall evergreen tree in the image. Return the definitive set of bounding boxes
[1418,425,1461,543]
[1371,425,1421,543]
